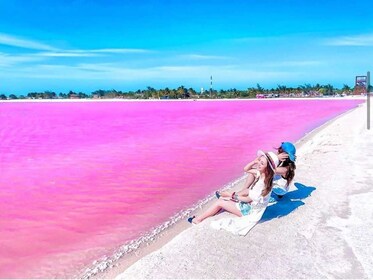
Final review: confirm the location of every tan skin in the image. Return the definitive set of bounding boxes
[191,156,270,224]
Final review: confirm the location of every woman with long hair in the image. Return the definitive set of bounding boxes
[188,151,278,224]
[271,142,296,198]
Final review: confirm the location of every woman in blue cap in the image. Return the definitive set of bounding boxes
[271,142,297,199]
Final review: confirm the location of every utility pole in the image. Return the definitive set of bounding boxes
[210,75,213,98]
[367,71,371,130]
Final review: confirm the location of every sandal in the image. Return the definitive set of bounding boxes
[187,216,196,224]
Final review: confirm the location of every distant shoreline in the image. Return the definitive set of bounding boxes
[0,96,366,103]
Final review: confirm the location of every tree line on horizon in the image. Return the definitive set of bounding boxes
[0,83,356,100]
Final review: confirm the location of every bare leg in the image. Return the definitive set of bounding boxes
[193,199,242,224]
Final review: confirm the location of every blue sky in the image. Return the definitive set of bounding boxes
[1,0,373,94]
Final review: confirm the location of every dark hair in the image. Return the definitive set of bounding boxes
[277,146,296,186]
[262,153,275,197]
[284,161,296,186]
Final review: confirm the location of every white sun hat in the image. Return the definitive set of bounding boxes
[257,150,279,171]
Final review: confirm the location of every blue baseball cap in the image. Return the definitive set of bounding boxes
[281,142,296,162]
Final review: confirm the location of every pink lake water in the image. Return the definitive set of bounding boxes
[0,99,363,278]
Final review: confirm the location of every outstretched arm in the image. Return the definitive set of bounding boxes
[220,188,253,203]
[220,187,250,200]
[235,193,253,203]
[275,166,288,176]
[243,157,259,172]
[219,169,259,202]
[217,158,259,199]
[219,172,254,198]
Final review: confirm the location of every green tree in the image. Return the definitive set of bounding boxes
[27,92,39,99]
[247,87,257,98]
[78,92,88,98]
[276,84,287,94]
[314,83,321,91]
[256,83,264,93]
[92,89,106,98]
[143,86,156,99]
[42,91,56,99]
[187,87,197,98]
[342,84,352,95]
[324,84,334,95]
[59,92,67,99]
[67,90,77,98]
[176,86,188,98]
[318,88,327,95]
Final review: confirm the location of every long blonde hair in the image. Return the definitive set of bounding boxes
[248,153,275,197]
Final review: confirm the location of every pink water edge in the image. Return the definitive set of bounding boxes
[0,99,363,278]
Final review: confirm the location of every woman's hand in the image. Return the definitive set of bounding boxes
[244,157,260,172]
[253,156,260,165]
[277,152,289,162]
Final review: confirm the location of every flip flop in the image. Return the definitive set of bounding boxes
[215,191,221,199]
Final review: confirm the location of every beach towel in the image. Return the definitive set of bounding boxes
[210,201,268,235]
[210,189,270,236]
[211,169,270,236]
[272,174,290,196]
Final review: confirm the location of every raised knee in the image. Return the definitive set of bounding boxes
[215,200,225,207]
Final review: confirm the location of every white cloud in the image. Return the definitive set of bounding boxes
[231,37,267,43]
[324,33,373,46]
[0,33,57,51]
[260,60,323,67]
[26,48,152,58]
[36,51,99,57]
[0,33,152,58]
[0,52,44,66]
[1,62,292,84]
[32,48,151,57]
[181,54,231,60]
[88,48,151,54]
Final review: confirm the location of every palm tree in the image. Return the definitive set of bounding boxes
[256,83,264,93]
[325,84,334,95]
[176,86,188,99]
[276,85,287,95]
[342,84,352,95]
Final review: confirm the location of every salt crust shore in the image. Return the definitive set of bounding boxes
[112,102,372,279]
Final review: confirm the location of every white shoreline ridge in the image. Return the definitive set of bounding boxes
[0,96,366,103]
[115,102,372,279]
